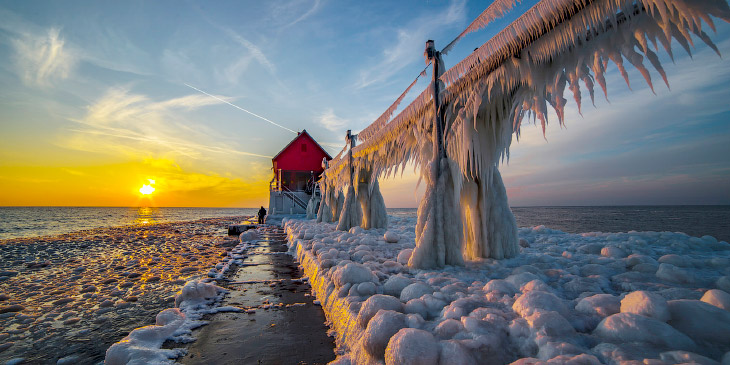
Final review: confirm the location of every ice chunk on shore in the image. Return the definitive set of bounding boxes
[620,291,670,322]
[513,290,568,317]
[701,289,730,311]
[383,275,412,297]
[384,328,439,365]
[363,310,407,359]
[358,295,403,328]
[400,282,434,302]
[593,313,695,350]
[104,308,186,365]
[576,294,620,317]
[174,280,223,308]
[332,263,374,287]
[667,300,730,346]
[384,231,400,243]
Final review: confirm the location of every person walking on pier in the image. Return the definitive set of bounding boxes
[257,206,267,224]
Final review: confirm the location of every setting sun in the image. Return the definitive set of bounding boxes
[139,179,156,195]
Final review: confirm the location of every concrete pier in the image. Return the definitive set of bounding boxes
[180,225,335,364]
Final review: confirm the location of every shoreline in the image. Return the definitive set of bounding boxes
[0,216,246,364]
[0,215,251,244]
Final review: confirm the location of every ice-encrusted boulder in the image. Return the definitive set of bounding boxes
[397,249,413,265]
[384,231,400,243]
[332,262,374,287]
[384,328,439,365]
[506,272,540,289]
[601,246,627,259]
[656,263,696,284]
[434,319,464,339]
[526,310,575,337]
[593,313,695,350]
[716,276,730,293]
[576,294,621,317]
[658,254,689,267]
[438,340,476,364]
[659,350,719,365]
[239,229,260,242]
[174,280,223,308]
[363,310,407,359]
[400,282,434,302]
[513,290,568,317]
[358,295,404,328]
[383,275,412,297]
[701,289,730,311]
[620,291,670,322]
[483,279,518,296]
[667,300,730,346]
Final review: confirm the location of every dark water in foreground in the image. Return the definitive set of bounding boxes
[390,206,730,242]
[1,206,728,242]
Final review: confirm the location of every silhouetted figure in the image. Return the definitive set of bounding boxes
[257,206,267,224]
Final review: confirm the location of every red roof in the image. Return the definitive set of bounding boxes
[272,130,332,173]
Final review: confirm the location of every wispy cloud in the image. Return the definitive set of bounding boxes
[62,87,271,163]
[10,27,76,87]
[275,0,322,28]
[355,0,466,89]
[219,27,276,76]
[317,108,348,132]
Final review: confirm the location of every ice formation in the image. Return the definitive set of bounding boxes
[321,0,730,268]
[283,216,730,364]
[104,227,263,364]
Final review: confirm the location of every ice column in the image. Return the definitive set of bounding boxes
[460,168,518,260]
[306,193,320,219]
[317,158,333,223]
[409,41,464,268]
[337,130,362,231]
[355,167,388,230]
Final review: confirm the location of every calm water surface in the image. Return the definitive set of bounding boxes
[0,207,257,240]
[1,206,728,242]
[389,206,730,242]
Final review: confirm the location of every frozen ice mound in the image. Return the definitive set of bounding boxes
[284,217,730,364]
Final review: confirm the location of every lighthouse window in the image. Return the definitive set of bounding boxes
[301,144,307,152]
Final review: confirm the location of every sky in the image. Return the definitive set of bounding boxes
[0,0,729,208]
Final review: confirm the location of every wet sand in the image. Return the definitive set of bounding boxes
[0,216,245,364]
[180,226,335,364]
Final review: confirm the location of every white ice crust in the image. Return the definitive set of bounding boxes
[285,217,730,364]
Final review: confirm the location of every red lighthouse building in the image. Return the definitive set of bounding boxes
[269,130,331,214]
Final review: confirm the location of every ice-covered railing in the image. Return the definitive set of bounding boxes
[319,0,729,267]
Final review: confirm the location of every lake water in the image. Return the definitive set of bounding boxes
[0,206,728,242]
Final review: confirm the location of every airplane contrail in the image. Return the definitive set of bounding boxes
[184,83,297,134]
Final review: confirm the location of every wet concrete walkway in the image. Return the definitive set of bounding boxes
[181,225,335,364]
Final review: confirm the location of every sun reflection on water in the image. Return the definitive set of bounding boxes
[134,207,159,225]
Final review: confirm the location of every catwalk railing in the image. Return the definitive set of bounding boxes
[317,0,729,267]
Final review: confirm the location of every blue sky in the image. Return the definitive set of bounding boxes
[0,0,728,207]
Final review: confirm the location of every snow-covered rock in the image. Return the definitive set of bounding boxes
[384,328,439,365]
[701,289,730,311]
[659,350,720,365]
[666,300,730,346]
[620,291,670,322]
[593,313,695,350]
[383,275,412,297]
[384,231,400,243]
[656,263,697,284]
[358,295,404,328]
[400,282,434,302]
[362,310,407,359]
[576,294,621,317]
[332,262,374,287]
[513,290,568,317]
